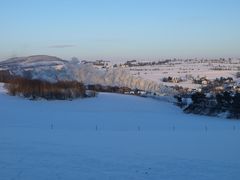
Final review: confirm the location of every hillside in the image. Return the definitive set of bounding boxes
[0,55,176,96]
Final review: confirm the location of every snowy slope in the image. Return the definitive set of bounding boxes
[0,84,240,180]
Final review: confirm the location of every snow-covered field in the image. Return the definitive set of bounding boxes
[0,83,240,180]
[127,59,240,88]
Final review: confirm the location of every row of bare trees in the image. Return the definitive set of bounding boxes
[0,70,13,83]
[5,77,87,100]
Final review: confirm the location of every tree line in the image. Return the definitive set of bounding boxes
[0,70,14,83]
[4,77,88,100]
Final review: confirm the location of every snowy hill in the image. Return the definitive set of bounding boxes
[0,55,67,71]
[0,55,176,95]
[0,83,240,180]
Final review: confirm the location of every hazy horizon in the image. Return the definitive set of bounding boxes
[1,0,240,61]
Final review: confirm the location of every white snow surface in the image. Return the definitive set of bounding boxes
[0,84,240,180]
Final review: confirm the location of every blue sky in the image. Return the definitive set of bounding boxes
[0,0,240,61]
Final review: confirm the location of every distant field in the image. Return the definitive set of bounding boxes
[126,59,240,88]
